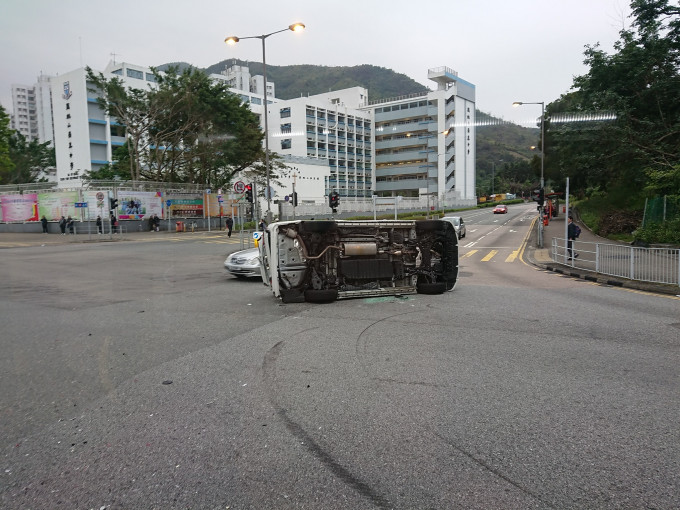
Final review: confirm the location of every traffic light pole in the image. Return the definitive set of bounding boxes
[292,178,296,220]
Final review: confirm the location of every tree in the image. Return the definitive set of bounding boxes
[86,66,270,187]
[0,105,15,183]
[83,143,132,181]
[546,0,680,197]
[86,67,154,181]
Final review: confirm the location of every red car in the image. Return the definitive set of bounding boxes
[493,204,508,214]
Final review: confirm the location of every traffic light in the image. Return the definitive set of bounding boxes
[292,192,298,207]
[245,184,253,203]
[329,191,340,211]
[532,188,545,206]
[109,197,118,210]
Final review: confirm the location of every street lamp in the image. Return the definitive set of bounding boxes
[514,101,545,247]
[225,23,305,222]
[490,159,503,196]
[512,101,545,189]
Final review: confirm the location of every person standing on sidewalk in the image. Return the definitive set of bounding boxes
[225,216,234,237]
[67,216,75,234]
[96,215,102,234]
[41,215,48,233]
[59,216,67,235]
[567,215,579,260]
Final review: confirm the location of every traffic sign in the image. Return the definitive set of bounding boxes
[96,192,104,201]
[74,202,88,208]
[253,232,262,241]
[166,200,172,207]
[205,188,211,194]
[234,181,245,193]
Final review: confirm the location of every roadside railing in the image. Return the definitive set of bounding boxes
[551,237,680,286]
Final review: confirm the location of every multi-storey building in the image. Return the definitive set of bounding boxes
[364,66,476,202]
[10,75,54,145]
[46,61,475,204]
[35,74,55,146]
[267,87,373,200]
[49,61,158,185]
[10,84,37,141]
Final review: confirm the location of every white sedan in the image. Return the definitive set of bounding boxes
[224,247,261,278]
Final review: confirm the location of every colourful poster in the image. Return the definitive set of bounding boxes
[38,192,79,221]
[1,193,39,222]
[116,191,163,220]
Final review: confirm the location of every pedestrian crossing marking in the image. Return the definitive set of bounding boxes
[481,250,498,261]
[505,250,520,262]
[461,250,478,258]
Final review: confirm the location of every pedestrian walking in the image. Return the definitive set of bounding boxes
[67,216,75,234]
[567,215,580,260]
[225,216,234,237]
[96,215,102,234]
[41,215,48,233]
[153,214,160,231]
[110,213,117,233]
[59,216,66,235]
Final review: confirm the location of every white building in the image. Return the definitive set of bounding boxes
[266,87,373,201]
[363,66,476,202]
[50,61,158,185]
[10,75,54,145]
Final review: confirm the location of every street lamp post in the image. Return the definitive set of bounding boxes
[225,23,305,223]
[513,101,545,247]
[512,101,545,189]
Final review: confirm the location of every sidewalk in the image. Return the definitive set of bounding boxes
[523,212,680,297]
[0,228,229,247]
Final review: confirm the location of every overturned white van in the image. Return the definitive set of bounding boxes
[258,219,458,303]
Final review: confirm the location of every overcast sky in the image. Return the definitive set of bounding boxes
[1,0,632,127]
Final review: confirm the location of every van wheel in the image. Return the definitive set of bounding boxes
[416,282,447,294]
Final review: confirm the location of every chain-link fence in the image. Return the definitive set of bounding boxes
[642,196,680,227]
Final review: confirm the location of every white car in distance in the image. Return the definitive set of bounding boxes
[441,216,466,239]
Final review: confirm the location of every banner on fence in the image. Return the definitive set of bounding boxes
[1,193,39,222]
[116,191,163,220]
[37,191,78,220]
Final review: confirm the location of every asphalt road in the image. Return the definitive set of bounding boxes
[1,214,679,509]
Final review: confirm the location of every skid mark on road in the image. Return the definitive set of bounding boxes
[263,340,392,509]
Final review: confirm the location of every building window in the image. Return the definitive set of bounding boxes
[126,68,144,79]
[281,139,292,150]
[280,107,291,118]
[280,123,291,133]
[111,69,123,76]
[251,97,262,105]
[145,73,156,82]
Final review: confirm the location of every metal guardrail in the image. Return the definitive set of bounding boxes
[551,238,680,286]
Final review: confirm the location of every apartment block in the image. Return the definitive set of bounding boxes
[10,75,54,146]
